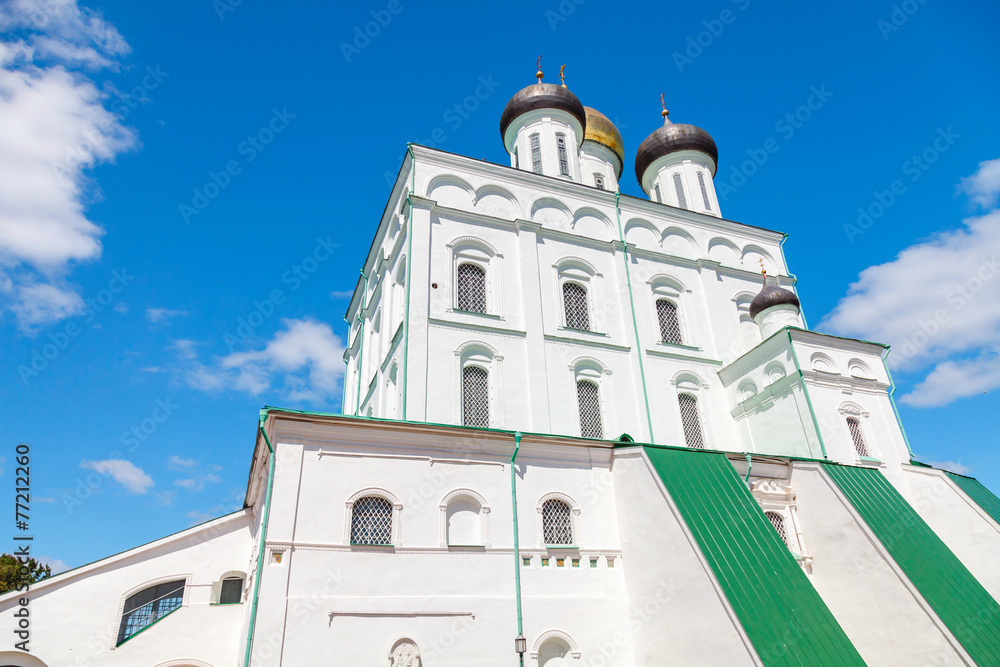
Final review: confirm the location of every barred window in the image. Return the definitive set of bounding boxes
[654,183,662,203]
[563,282,590,331]
[463,366,490,427]
[657,299,683,345]
[543,498,574,545]
[351,496,393,545]
[765,511,791,548]
[847,418,869,457]
[577,380,603,439]
[673,173,688,209]
[678,393,705,449]
[514,146,519,169]
[557,132,570,176]
[117,579,185,645]
[530,133,542,174]
[456,263,487,313]
[594,173,605,190]
[698,171,712,211]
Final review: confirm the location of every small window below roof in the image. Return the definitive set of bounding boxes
[698,172,712,211]
[673,173,688,209]
[594,173,605,190]
[219,577,243,604]
[556,132,570,176]
[530,133,542,174]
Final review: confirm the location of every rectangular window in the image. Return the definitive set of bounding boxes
[673,173,688,209]
[698,172,712,211]
[594,173,605,190]
[556,133,570,176]
[219,577,243,604]
[530,134,542,174]
[654,184,662,203]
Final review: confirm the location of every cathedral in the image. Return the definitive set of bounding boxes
[3,66,1000,667]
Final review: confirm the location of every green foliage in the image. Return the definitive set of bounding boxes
[0,553,51,594]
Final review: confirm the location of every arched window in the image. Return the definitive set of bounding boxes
[556,132,570,176]
[656,299,683,345]
[698,171,712,211]
[117,579,185,645]
[539,636,572,667]
[678,393,705,449]
[217,574,244,605]
[351,496,393,545]
[654,183,662,203]
[542,499,573,545]
[672,172,687,209]
[462,366,489,428]
[530,133,542,174]
[765,511,791,548]
[847,418,869,457]
[576,380,603,439]
[442,491,488,547]
[456,263,487,313]
[563,282,590,331]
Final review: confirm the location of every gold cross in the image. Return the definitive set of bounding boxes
[759,257,767,275]
[559,64,566,86]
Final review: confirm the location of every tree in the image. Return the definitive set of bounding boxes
[0,554,51,594]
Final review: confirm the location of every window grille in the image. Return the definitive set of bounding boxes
[542,498,574,544]
[673,173,688,209]
[350,496,393,545]
[654,183,662,203]
[456,263,487,313]
[530,134,542,174]
[698,171,712,211]
[577,380,603,439]
[847,418,869,457]
[678,393,705,449]
[117,579,185,645]
[563,282,590,331]
[514,146,519,169]
[556,133,570,176]
[594,173,605,190]
[462,366,490,428]
[657,299,683,345]
[765,511,791,548]
[219,577,243,605]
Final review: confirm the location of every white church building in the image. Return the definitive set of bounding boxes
[4,67,1000,667]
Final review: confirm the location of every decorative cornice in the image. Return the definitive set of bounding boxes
[543,332,631,353]
[427,317,527,339]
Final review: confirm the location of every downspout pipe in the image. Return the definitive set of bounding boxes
[510,432,525,666]
[743,453,753,486]
[355,269,369,416]
[614,191,656,443]
[243,408,276,667]
[881,345,916,459]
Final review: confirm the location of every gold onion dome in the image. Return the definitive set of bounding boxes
[583,106,625,173]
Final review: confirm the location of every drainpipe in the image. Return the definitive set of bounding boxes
[510,432,525,666]
[743,453,754,486]
[614,191,656,443]
[355,269,369,416]
[243,409,276,667]
[881,345,916,460]
[401,143,415,421]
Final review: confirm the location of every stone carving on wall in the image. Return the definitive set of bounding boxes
[389,639,420,667]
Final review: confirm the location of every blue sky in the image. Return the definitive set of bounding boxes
[2,0,998,571]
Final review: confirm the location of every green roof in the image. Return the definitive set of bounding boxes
[946,471,1000,527]
[645,447,864,666]
[824,463,1000,664]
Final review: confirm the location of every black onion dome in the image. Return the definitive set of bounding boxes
[749,278,801,319]
[500,83,587,150]
[634,122,719,184]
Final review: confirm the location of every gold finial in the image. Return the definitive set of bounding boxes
[660,93,669,124]
[559,64,566,87]
[759,257,767,276]
[536,55,543,82]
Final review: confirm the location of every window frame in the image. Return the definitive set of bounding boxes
[593,173,605,190]
[697,171,712,211]
[556,132,570,176]
[461,364,490,428]
[343,488,403,547]
[114,576,188,647]
[576,379,604,439]
[562,281,591,331]
[530,133,543,174]
[536,492,581,549]
[672,172,688,209]
[656,298,684,345]
[449,238,502,318]
[677,392,706,449]
[455,262,488,314]
[439,489,491,548]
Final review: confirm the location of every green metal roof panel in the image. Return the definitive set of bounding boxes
[644,446,865,666]
[946,472,1000,527]
[823,463,1000,665]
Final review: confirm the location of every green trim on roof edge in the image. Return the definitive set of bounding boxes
[645,447,865,666]
[823,463,1000,664]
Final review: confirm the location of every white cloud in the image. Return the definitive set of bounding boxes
[330,290,354,299]
[167,455,197,469]
[174,473,222,492]
[821,162,1000,407]
[959,158,1000,210]
[178,318,346,403]
[80,458,153,493]
[924,460,972,475]
[0,1,135,331]
[146,307,187,323]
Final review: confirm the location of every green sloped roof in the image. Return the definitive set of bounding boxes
[946,472,1000,527]
[644,446,865,666]
[824,463,1000,665]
